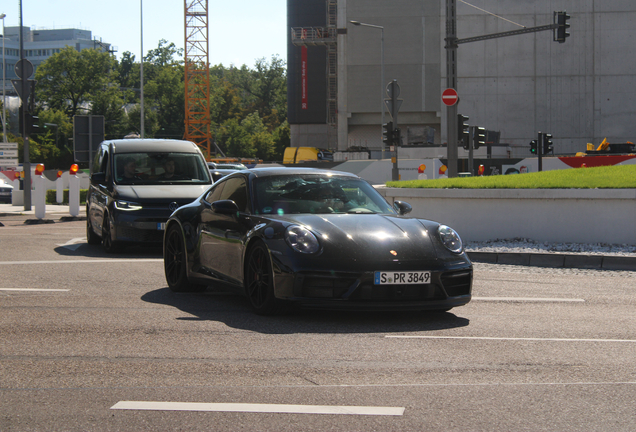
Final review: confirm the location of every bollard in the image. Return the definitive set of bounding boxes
[68,164,80,217]
[12,172,23,206]
[56,170,64,204]
[34,164,46,219]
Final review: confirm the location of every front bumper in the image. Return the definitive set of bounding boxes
[274,266,473,311]
[111,209,173,244]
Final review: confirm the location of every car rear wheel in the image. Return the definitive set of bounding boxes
[86,212,101,245]
[164,225,205,293]
[244,240,286,315]
[101,212,121,253]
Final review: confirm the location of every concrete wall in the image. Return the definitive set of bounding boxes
[448,1,636,157]
[289,1,636,158]
[377,187,636,245]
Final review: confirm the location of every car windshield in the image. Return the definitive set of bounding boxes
[114,152,211,185]
[253,174,396,215]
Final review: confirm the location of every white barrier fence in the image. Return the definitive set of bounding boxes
[377,187,636,245]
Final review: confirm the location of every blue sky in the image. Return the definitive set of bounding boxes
[3,0,288,67]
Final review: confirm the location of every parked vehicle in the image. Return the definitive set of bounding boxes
[208,162,248,170]
[0,179,13,204]
[87,139,212,252]
[163,167,472,315]
[283,147,333,164]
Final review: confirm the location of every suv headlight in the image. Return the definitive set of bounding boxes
[285,225,320,254]
[438,225,463,254]
[114,200,143,211]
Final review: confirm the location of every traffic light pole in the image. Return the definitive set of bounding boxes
[444,0,566,178]
[538,131,543,172]
[445,0,459,178]
[19,0,31,211]
[468,126,475,175]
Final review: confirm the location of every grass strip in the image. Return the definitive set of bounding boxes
[386,164,636,189]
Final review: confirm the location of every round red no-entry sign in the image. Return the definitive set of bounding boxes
[442,88,458,106]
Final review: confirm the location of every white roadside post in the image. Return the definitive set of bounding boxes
[34,164,46,219]
[56,170,64,203]
[12,171,22,205]
[68,164,80,217]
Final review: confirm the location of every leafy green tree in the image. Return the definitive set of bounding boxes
[241,112,274,160]
[35,47,119,118]
[37,109,74,168]
[144,39,183,67]
[144,64,185,139]
[220,118,253,157]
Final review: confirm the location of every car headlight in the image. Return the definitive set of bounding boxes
[114,200,143,211]
[438,225,463,254]
[285,225,320,254]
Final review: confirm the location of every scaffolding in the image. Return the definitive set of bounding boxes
[290,0,338,128]
[184,0,211,158]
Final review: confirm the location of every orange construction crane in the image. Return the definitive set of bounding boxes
[184,0,212,158]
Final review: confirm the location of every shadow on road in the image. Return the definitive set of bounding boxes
[141,287,470,334]
[54,242,163,259]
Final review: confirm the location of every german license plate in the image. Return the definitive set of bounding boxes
[157,223,166,230]
[374,271,431,285]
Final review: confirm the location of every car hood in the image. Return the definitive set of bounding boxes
[114,184,209,202]
[278,213,445,265]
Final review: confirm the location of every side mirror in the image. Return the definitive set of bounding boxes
[90,172,106,186]
[212,199,240,215]
[394,200,412,216]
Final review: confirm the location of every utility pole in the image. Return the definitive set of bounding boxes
[445,0,459,178]
[19,0,31,210]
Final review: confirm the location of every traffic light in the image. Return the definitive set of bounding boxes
[382,121,394,147]
[25,113,39,134]
[473,126,486,150]
[458,114,469,149]
[530,139,538,154]
[555,11,570,43]
[394,128,402,146]
[542,133,553,155]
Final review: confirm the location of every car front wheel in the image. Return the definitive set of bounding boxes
[244,240,286,315]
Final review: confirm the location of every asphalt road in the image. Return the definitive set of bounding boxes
[1,217,635,431]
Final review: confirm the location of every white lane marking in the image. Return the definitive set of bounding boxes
[56,237,87,251]
[0,288,69,292]
[0,259,162,265]
[473,296,585,303]
[111,401,405,416]
[386,335,636,343]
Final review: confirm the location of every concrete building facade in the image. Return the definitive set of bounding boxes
[1,26,112,96]
[287,0,636,158]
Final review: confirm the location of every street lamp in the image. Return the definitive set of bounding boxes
[1,13,6,143]
[350,20,384,155]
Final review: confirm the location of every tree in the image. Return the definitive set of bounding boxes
[241,112,274,160]
[35,47,119,118]
[224,56,287,130]
[143,64,185,139]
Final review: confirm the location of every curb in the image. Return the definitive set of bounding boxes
[468,251,636,271]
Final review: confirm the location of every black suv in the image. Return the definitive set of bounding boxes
[87,139,212,252]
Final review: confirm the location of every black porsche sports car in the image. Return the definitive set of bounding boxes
[163,168,472,314]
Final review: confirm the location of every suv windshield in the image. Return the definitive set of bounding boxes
[114,152,211,185]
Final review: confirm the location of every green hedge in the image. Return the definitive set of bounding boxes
[46,189,88,205]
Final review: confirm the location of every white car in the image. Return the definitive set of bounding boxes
[0,179,14,204]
